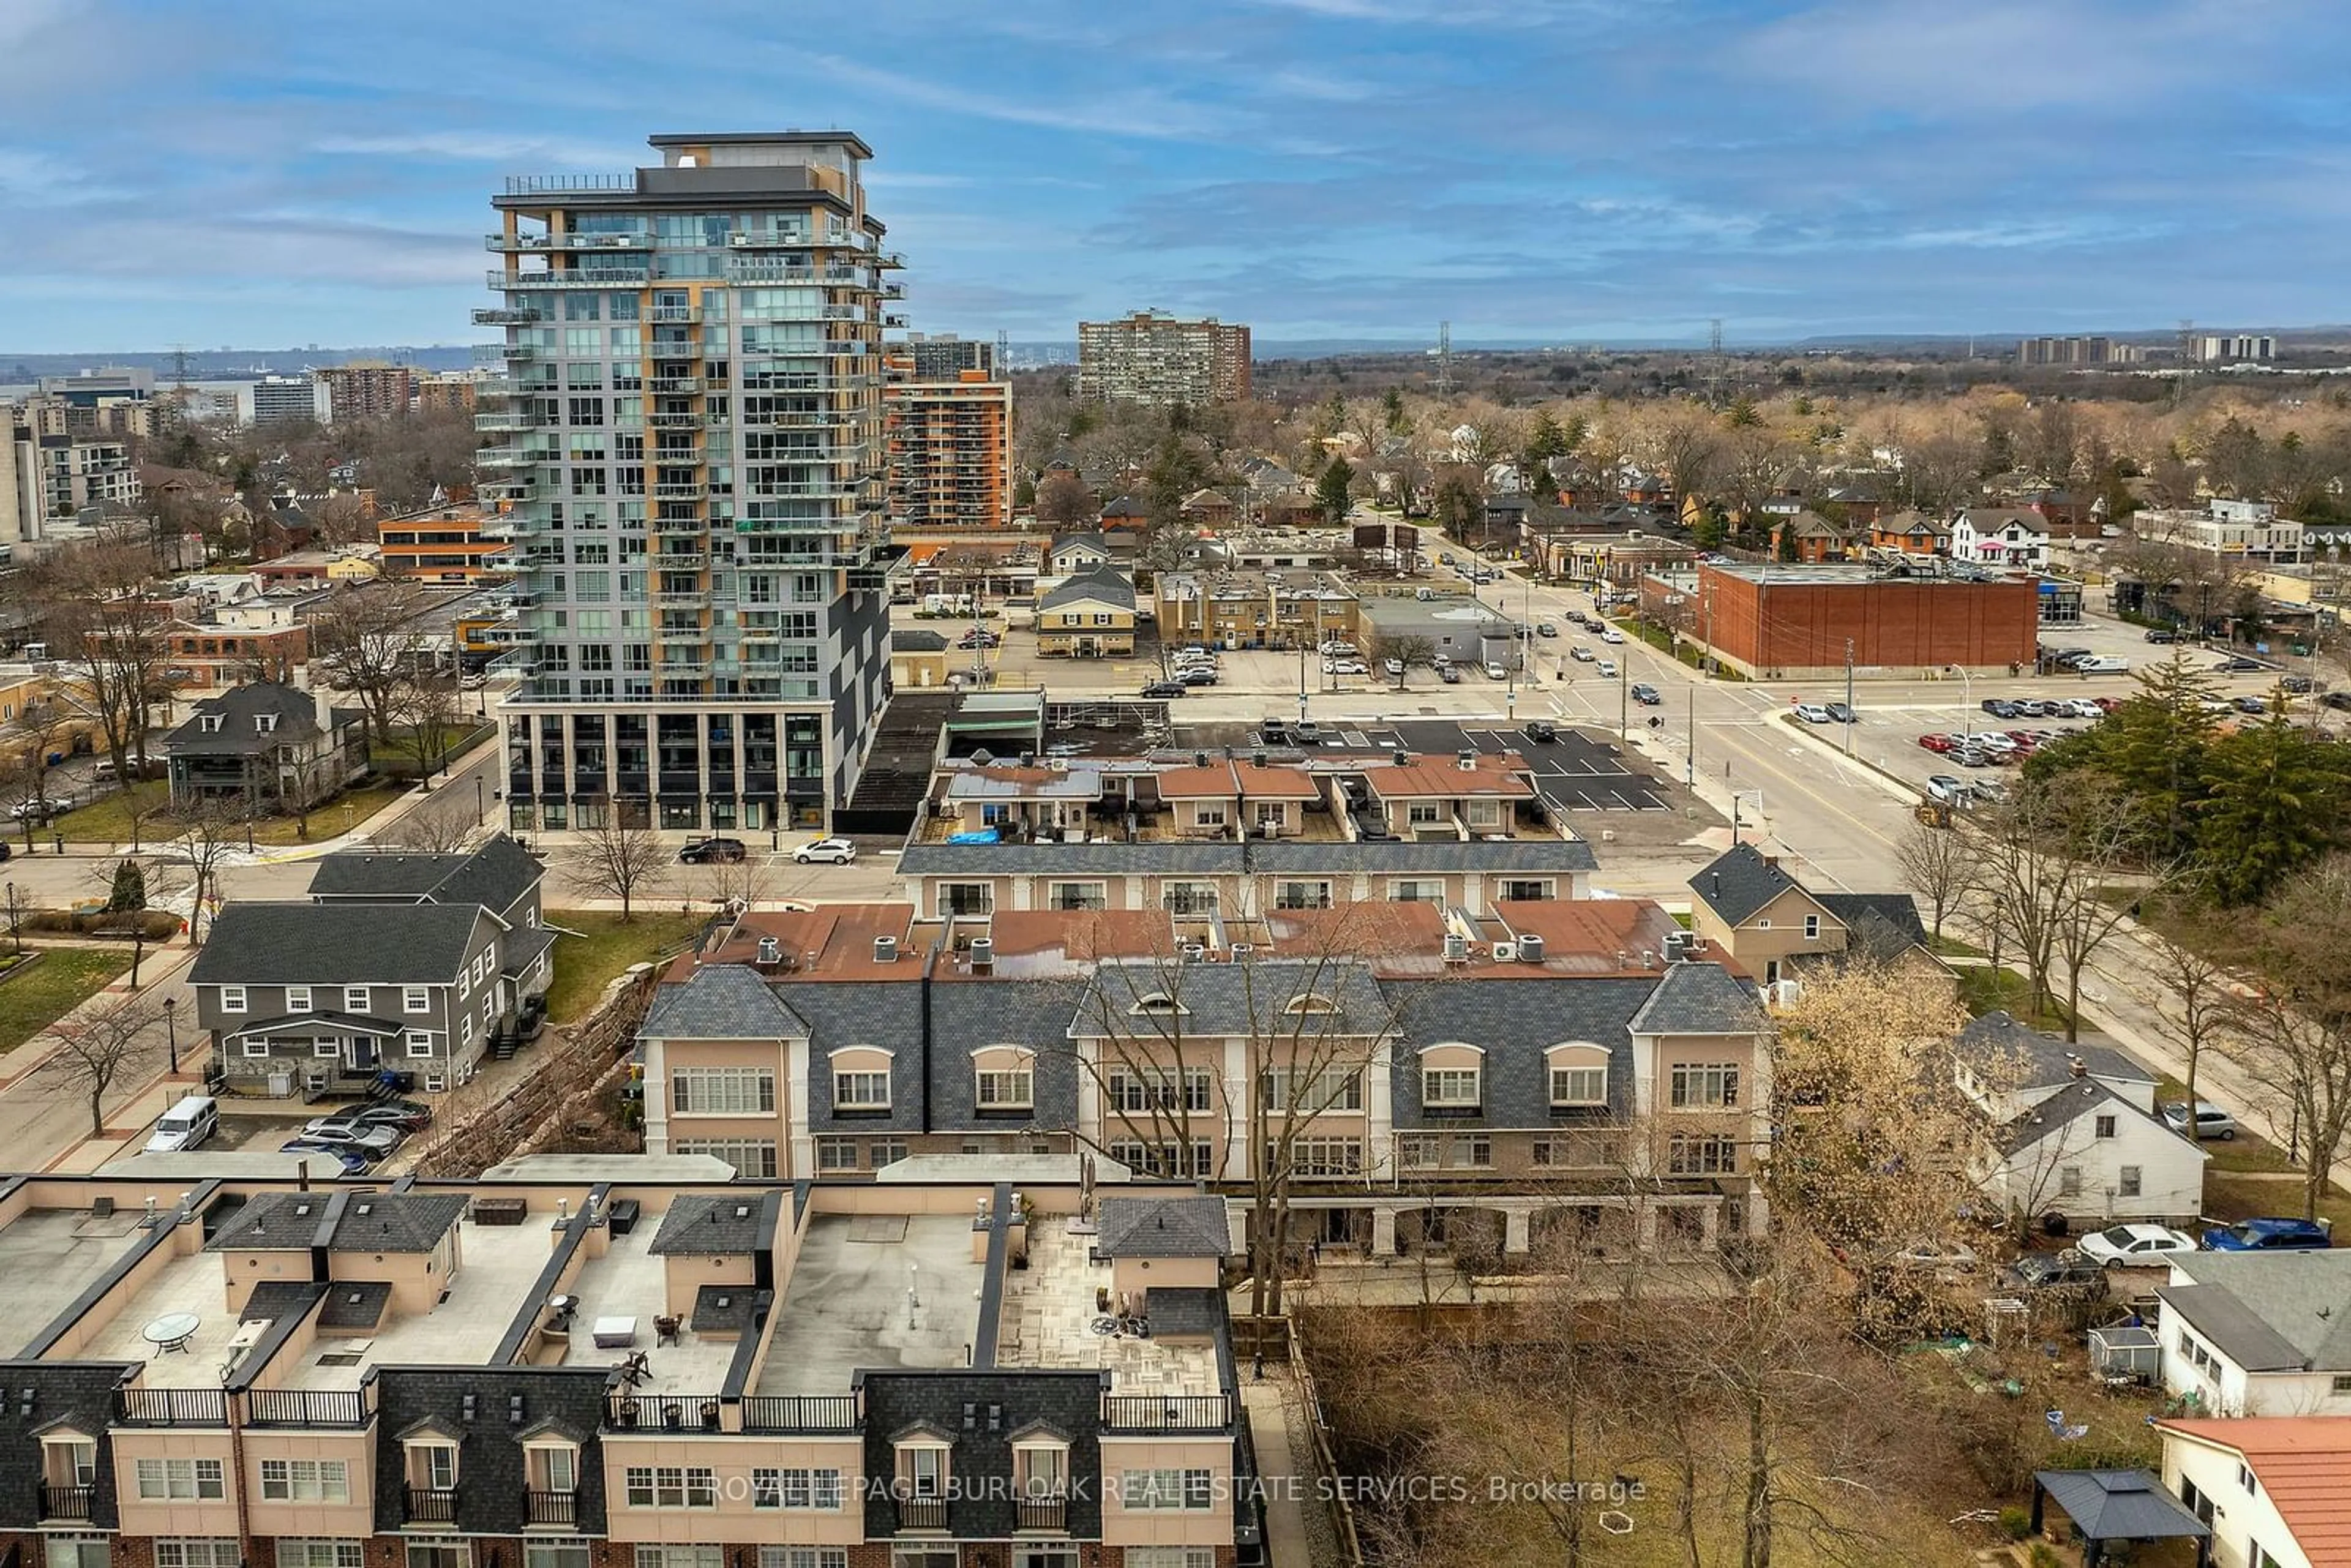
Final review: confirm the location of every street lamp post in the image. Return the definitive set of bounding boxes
[474,776,486,827]
[163,997,178,1075]
[1944,663,1973,715]
[3,880,17,956]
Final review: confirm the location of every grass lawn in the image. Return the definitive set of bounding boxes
[541,910,705,1023]
[1957,964,2074,1032]
[49,778,407,850]
[2152,1075,2301,1173]
[0,947,135,1054]
[2204,1171,2351,1235]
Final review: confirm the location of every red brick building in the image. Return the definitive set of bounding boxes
[1657,562,2040,678]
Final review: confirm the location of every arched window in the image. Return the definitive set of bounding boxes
[1545,1041,1610,1108]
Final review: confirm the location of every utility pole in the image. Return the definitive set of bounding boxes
[1843,637,1856,756]
[1618,655,1629,741]
[1684,689,1695,787]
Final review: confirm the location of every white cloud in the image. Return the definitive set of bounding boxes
[313,132,637,167]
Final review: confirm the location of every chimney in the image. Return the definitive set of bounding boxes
[2068,1054,2087,1079]
[1762,854,1780,872]
[1710,872,1721,900]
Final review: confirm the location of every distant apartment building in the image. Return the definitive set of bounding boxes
[484,131,898,835]
[900,331,997,379]
[413,370,482,415]
[6,416,140,523]
[28,367,157,438]
[250,373,320,425]
[317,362,416,421]
[2017,335,2113,366]
[1078,310,1251,406]
[2194,333,2275,364]
[883,354,1012,531]
[2132,498,2304,565]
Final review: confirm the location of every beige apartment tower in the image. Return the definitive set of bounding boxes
[1078,309,1251,406]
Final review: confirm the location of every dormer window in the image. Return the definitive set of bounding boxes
[1283,993,1335,1015]
[522,1439,578,1496]
[896,1439,950,1500]
[1547,1043,1610,1108]
[1013,1433,1070,1500]
[1128,991,1185,1015]
[255,713,278,734]
[200,713,223,733]
[405,1438,458,1491]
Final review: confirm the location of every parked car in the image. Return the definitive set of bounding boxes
[1483,661,1510,680]
[287,1125,401,1158]
[793,838,857,865]
[2281,675,2320,694]
[1632,683,1662,706]
[1383,658,1405,678]
[2001,1252,2110,1293]
[2075,656,2129,674]
[1570,646,1596,662]
[326,1100,433,1133]
[1982,699,2020,718]
[2075,1224,2199,1267]
[2325,691,2351,713]
[2202,1217,2333,1252]
[2144,628,2178,643]
[1792,703,1834,724]
[2233,695,2267,714]
[8,798,59,822]
[1885,1238,1982,1278]
[1924,775,1966,804]
[279,1141,374,1174]
[301,1116,407,1152]
[1141,681,1188,698]
[1179,668,1218,687]
[1437,664,1461,683]
[2162,1100,2238,1141]
[2213,655,2266,673]
[1919,733,1956,753]
[1522,719,1558,743]
[678,836,748,865]
[1824,701,1854,722]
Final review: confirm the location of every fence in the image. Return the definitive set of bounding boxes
[1286,1317,1366,1568]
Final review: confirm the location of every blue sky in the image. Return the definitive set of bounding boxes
[2,0,2344,353]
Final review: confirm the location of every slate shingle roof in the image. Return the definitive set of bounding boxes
[649,1193,771,1256]
[165,681,356,757]
[1957,1011,2154,1089]
[307,834,541,916]
[189,902,491,986]
[1040,566,1136,613]
[1392,976,1655,1127]
[1687,843,1815,926]
[1098,1195,1231,1258]
[2165,1251,2351,1371]
[371,1367,612,1535]
[898,838,1598,879]
[1070,959,1394,1040]
[1627,962,1761,1034]
[642,964,809,1040]
[208,1191,465,1253]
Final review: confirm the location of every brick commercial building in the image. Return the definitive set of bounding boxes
[1653,561,2040,679]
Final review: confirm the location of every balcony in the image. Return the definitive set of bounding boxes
[650,376,702,395]
[724,260,874,286]
[1101,1394,1234,1433]
[474,409,535,433]
[405,1487,457,1525]
[244,1388,371,1427]
[475,445,553,469]
[884,314,909,329]
[1016,1497,1069,1533]
[473,306,544,326]
[653,481,707,500]
[650,305,701,324]
[883,282,906,300]
[39,1485,94,1522]
[737,1395,860,1433]
[486,268,650,290]
[653,590,707,607]
[603,1393,726,1431]
[655,551,708,569]
[115,1387,229,1427]
[648,411,700,429]
[526,1490,579,1528]
[502,342,541,362]
[895,1498,948,1532]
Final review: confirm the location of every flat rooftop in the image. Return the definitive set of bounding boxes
[999,1218,1218,1398]
[1,1207,154,1356]
[79,1249,242,1388]
[279,1216,549,1390]
[756,1214,985,1397]
[558,1204,735,1396]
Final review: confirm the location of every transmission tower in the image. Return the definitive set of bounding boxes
[1704,318,1728,405]
[170,343,192,392]
[1434,321,1453,396]
[2178,318,2197,366]
[995,329,1010,378]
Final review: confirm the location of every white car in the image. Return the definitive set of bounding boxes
[1793,703,1835,724]
[1570,646,1596,662]
[1383,658,1405,677]
[1600,628,1626,645]
[1483,662,1509,680]
[793,838,857,865]
[1322,658,1367,675]
[2074,1224,2199,1267]
[1595,659,1618,679]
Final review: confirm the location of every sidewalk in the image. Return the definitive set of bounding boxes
[0,939,205,1172]
[1240,1366,1329,1568]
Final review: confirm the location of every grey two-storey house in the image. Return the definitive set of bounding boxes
[189,835,555,1095]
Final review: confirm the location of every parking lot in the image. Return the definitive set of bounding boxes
[1359,717,1673,812]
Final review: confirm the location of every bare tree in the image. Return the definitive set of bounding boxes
[2141,896,2238,1141]
[697,852,774,914]
[166,800,248,945]
[34,533,175,781]
[2235,857,2351,1216]
[563,812,669,921]
[1978,777,2157,1039]
[35,991,163,1138]
[394,666,464,788]
[307,579,435,746]
[1032,471,1095,527]
[1891,817,1979,943]
[380,792,477,854]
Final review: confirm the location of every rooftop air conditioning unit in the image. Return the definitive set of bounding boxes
[756,936,782,967]
[1182,943,1207,963]
[1442,934,1470,964]
[1491,942,1517,962]
[969,937,994,973]
[1517,933,1545,963]
[1229,943,1254,959]
[874,936,899,964]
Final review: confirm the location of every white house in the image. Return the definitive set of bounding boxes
[1952,507,2052,570]
[1954,1012,2207,1225]
[2157,1416,2351,1568]
[2156,1250,2351,1418]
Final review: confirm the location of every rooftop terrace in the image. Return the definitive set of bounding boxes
[558,1201,737,1396]
[756,1214,984,1397]
[0,1206,149,1356]
[279,1215,550,1390]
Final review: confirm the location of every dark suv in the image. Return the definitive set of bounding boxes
[2001,1252,2109,1294]
[678,836,748,865]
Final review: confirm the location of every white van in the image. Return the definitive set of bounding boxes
[144,1095,219,1154]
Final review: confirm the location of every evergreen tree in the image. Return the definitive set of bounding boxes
[2197,704,2351,904]
[2066,651,2224,860]
[105,859,146,914]
[1381,387,1409,437]
[1316,456,1357,525]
